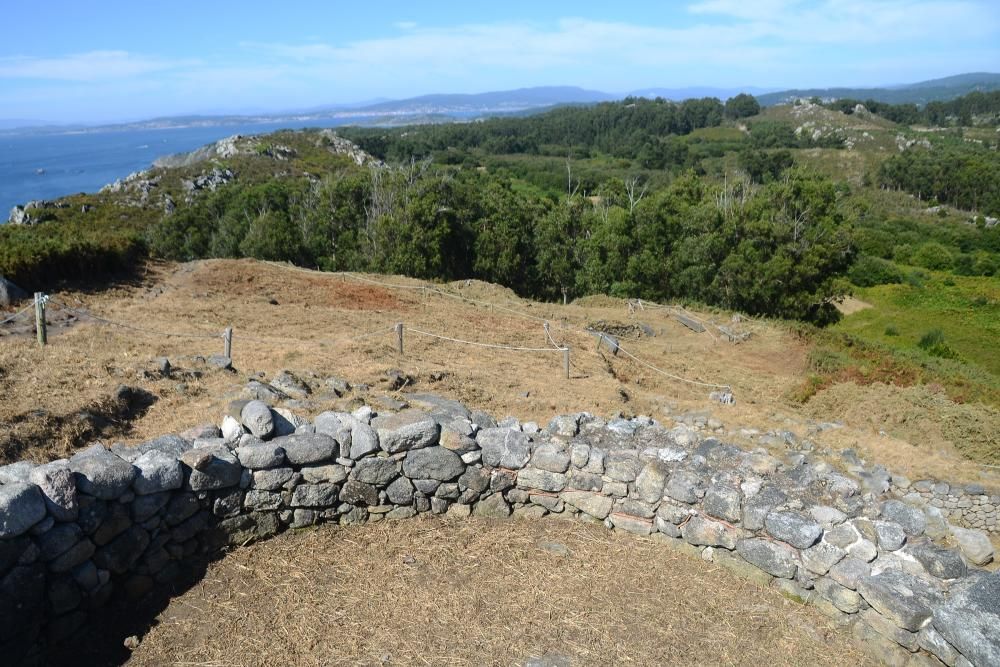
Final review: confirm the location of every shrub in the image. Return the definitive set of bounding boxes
[917,328,960,360]
[884,326,899,336]
[848,256,905,287]
[911,242,954,271]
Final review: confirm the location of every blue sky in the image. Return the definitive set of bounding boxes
[1,0,997,123]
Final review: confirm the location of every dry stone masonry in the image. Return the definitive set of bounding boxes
[0,393,997,666]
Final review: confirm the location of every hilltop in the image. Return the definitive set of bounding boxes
[757,72,1000,106]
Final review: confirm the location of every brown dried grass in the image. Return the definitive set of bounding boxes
[125,517,871,667]
[1,257,996,487]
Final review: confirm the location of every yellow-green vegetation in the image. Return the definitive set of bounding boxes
[837,274,1000,374]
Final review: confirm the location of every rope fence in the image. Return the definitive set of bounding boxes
[9,280,736,396]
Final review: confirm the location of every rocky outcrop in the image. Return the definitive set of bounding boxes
[7,200,68,225]
[0,396,996,665]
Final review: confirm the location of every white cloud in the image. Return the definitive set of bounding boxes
[0,50,194,82]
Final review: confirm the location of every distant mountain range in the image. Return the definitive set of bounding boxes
[756,72,1000,107]
[2,73,997,136]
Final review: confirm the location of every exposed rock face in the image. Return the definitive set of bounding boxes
[0,276,28,306]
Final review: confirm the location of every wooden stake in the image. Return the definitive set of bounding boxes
[395,322,404,354]
[224,327,233,359]
[34,292,46,347]
[563,347,570,379]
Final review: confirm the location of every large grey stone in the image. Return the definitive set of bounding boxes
[0,483,47,538]
[402,447,465,481]
[765,511,823,549]
[742,485,787,531]
[681,515,738,549]
[37,523,83,561]
[70,446,137,499]
[473,493,511,519]
[530,444,571,473]
[93,525,150,575]
[132,450,183,495]
[477,428,532,469]
[386,477,414,505]
[881,500,926,537]
[634,461,670,504]
[301,465,348,484]
[704,484,742,523]
[236,442,285,469]
[816,577,862,614]
[406,393,471,422]
[187,447,242,491]
[252,467,295,491]
[458,467,491,494]
[874,520,907,552]
[604,454,642,482]
[291,483,340,508]
[567,469,603,491]
[936,574,1000,664]
[272,433,338,465]
[374,410,439,453]
[353,457,400,486]
[908,542,967,580]
[735,538,799,579]
[801,541,847,575]
[829,557,871,590]
[240,400,275,438]
[244,489,283,511]
[516,468,567,493]
[950,526,994,566]
[665,470,704,504]
[856,570,939,631]
[561,491,613,520]
[349,421,380,459]
[917,626,960,667]
[111,434,191,463]
[28,465,78,522]
[339,480,378,506]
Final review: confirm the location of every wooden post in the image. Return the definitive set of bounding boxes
[563,347,570,379]
[543,322,550,347]
[34,292,46,347]
[395,322,404,354]
[223,327,233,359]
[561,287,568,306]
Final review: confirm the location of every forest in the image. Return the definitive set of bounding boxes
[1,89,998,328]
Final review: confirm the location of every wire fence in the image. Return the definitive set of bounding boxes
[0,302,36,326]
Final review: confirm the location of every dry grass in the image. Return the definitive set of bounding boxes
[125,517,871,667]
[1,258,997,488]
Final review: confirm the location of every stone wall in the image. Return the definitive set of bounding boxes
[894,480,999,535]
[0,393,996,666]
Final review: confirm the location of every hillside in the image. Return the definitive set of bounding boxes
[757,72,1000,106]
[1,91,998,472]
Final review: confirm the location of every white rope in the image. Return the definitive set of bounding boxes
[50,300,223,340]
[544,322,563,349]
[231,325,395,347]
[0,302,36,326]
[406,327,565,353]
[612,339,732,391]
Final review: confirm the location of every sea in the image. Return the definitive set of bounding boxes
[0,118,367,219]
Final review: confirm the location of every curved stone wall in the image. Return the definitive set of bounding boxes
[0,393,996,666]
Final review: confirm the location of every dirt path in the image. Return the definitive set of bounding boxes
[124,517,872,667]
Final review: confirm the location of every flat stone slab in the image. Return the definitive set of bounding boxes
[373,410,439,453]
[856,569,939,631]
[674,313,706,333]
[932,572,1000,667]
[270,433,338,465]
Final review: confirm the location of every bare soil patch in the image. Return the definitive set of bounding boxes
[125,517,871,667]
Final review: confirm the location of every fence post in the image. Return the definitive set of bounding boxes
[563,347,570,379]
[395,322,404,354]
[34,292,47,347]
[223,327,233,359]
[543,321,550,347]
